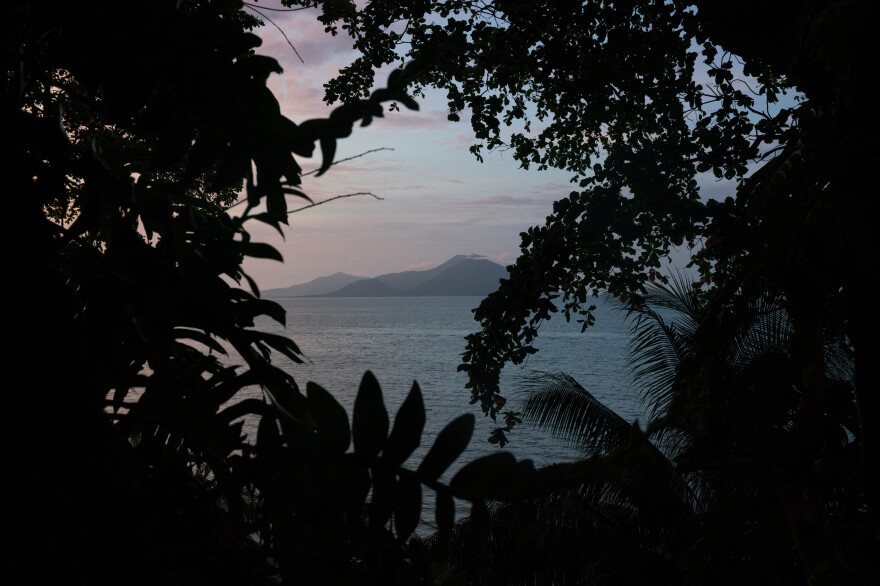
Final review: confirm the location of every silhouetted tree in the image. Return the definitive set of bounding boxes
[290,2,880,571]
[1,2,547,584]
[424,278,867,583]
[288,0,877,485]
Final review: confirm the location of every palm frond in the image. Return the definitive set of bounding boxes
[824,335,854,381]
[624,274,704,420]
[728,291,792,373]
[726,291,853,382]
[639,271,705,336]
[517,370,697,517]
[517,371,634,456]
[628,308,688,420]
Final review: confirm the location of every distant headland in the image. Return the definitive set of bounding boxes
[262,254,508,298]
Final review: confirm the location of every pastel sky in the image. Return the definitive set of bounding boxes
[238,2,736,289]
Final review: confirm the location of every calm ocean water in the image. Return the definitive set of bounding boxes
[241,295,647,533]
[250,295,645,530]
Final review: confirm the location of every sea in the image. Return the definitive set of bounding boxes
[249,295,647,533]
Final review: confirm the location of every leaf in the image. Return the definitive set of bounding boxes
[315,135,337,177]
[450,451,517,501]
[218,397,272,426]
[291,118,324,156]
[243,272,261,297]
[257,413,281,455]
[417,413,474,481]
[236,241,283,262]
[382,381,425,466]
[346,463,371,518]
[369,467,395,530]
[488,427,508,447]
[249,331,304,364]
[236,54,283,85]
[394,474,422,541]
[352,371,388,458]
[518,371,632,455]
[110,386,131,415]
[172,327,227,354]
[281,186,312,202]
[250,212,286,236]
[307,382,350,454]
[253,298,286,326]
[436,491,455,537]
[212,370,262,407]
[264,187,288,220]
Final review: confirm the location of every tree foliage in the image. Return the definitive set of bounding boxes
[1,2,549,583]
[286,0,879,581]
[291,0,879,518]
[426,280,868,584]
[5,0,878,583]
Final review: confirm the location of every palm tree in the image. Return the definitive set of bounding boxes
[425,275,867,584]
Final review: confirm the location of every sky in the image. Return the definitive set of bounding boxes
[237,2,737,290]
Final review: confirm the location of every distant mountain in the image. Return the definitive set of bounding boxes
[373,254,482,291]
[262,272,364,298]
[406,258,507,296]
[265,255,508,298]
[322,278,404,297]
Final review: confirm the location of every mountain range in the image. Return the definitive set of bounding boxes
[262,254,508,298]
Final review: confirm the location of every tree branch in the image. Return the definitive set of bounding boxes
[288,192,384,215]
[226,148,394,209]
[301,147,395,176]
[243,4,305,63]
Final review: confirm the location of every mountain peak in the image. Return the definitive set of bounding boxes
[262,255,507,298]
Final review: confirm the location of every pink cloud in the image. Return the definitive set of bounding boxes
[400,260,437,271]
[439,131,479,150]
[492,252,516,266]
[465,194,557,206]
[249,5,357,70]
[364,109,452,131]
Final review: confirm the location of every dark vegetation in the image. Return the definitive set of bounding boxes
[3,0,877,584]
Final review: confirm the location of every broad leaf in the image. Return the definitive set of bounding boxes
[382,381,425,466]
[249,331,304,364]
[307,382,351,454]
[417,413,474,481]
[218,397,272,426]
[450,451,517,501]
[257,413,281,455]
[369,467,395,530]
[352,371,388,458]
[173,327,227,354]
[346,462,371,517]
[436,491,455,537]
[393,474,422,541]
[235,241,284,262]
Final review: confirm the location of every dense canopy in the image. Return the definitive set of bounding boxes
[4,0,878,583]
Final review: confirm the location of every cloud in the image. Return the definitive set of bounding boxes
[464,194,557,207]
[250,6,357,70]
[400,260,437,271]
[365,109,453,131]
[439,132,480,151]
[491,252,516,266]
